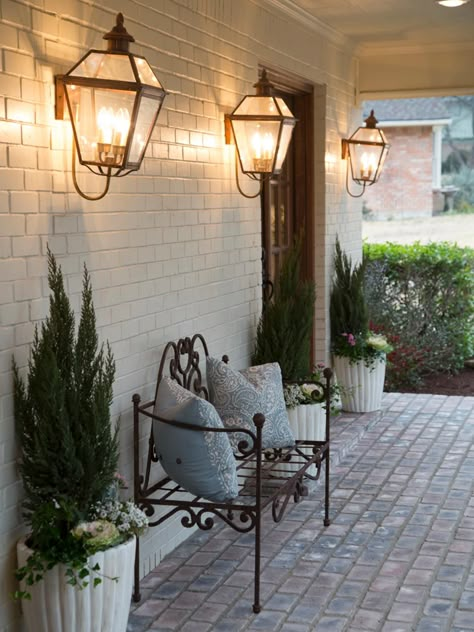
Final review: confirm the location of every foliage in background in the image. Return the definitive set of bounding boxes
[13,249,146,599]
[364,241,474,390]
[442,165,474,214]
[252,239,316,380]
[330,238,392,367]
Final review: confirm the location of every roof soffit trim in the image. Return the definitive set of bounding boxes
[358,87,474,101]
[378,118,452,127]
[356,40,474,57]
[258,0,353,50]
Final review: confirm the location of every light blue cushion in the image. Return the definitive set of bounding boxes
[207,357,295,451]
[153,377,238,502]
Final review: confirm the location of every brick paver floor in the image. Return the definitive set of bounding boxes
[128,392,474,631]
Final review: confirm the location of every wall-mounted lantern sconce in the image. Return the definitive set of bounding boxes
[55,13,166,201]
[225,70,297,198]
[341,110,389,198]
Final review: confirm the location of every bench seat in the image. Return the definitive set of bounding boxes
[132,334,332,613]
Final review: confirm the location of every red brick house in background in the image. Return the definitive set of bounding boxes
[362,99,451,219]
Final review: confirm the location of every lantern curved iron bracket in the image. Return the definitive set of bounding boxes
[234,156,265,199]
[71,137,111,201]
[344,159,367,199]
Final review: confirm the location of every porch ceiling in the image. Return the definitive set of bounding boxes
[287,0,474,52]
[268,0,474,99]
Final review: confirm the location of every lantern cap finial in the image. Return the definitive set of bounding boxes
[103,12,135,52]
[364,109,378,129]
[253,69,273,97]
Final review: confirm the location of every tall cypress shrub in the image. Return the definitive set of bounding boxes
[14,248,118,548]
[330,237,369,344]
[252,239,316,380]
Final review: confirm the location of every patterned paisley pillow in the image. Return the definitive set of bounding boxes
[206,357,295,452]
[153,377,238,502]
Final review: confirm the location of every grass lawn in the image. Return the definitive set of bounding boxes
[363,213,474,248]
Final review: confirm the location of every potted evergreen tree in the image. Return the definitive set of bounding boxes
[252,240,334,444]
[330,238,392,412]
[252,238,316,381]
[13,249,147,632]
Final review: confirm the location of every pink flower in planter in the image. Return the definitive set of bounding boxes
[341,333,356,346]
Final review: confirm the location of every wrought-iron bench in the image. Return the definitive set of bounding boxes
[132,334,332,613]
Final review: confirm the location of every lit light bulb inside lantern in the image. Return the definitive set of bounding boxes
[114,108,130,147]
[360,152,377,181]
[97,107,114,145]
[97,107,130,147]
[252,131,262,159]
[251,129,274,172]
[96,106,131,166]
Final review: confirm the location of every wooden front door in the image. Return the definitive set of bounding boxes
[261,87,314,299]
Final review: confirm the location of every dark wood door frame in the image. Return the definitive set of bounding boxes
[259,67,315,360]
[260,68,314,295]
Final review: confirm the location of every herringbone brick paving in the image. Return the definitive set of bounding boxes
[128,392,474,631]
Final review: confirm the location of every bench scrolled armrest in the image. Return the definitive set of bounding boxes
[145,406,265,458]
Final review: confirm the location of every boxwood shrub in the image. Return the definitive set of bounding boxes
[363,241,474,390]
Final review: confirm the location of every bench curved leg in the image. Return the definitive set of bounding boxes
[324,446,331,527]
[133,536,141,602]
[253,507,261,613]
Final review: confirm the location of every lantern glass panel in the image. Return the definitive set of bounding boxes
[274,96,293,117]
[350,142,383,183]
[274,121,295,172]
[128,94,162,164]
[232,120,281,173]
[375,142,389,183]
[65,84,136,167]
[233,96,280,117]
[351,126,384,145]
[134,56,163,88]
[71,51,136,82]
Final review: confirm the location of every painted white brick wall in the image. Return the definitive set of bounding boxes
[0,1,360,630]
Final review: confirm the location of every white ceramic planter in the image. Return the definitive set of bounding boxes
[287,403,326,442]
[281,403,325,475]
[333,354,386,413]
[17,536,135,632]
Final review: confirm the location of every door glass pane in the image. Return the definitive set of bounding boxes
[281,198,288,246]
[270,184,277,247]
[261,90,301,296]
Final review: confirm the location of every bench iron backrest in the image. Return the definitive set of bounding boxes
[154,334,210,403]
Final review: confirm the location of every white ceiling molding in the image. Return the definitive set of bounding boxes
[258,0,352,49]
[270,0,474,58]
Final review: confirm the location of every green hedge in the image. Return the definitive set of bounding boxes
[363,241,474,390]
